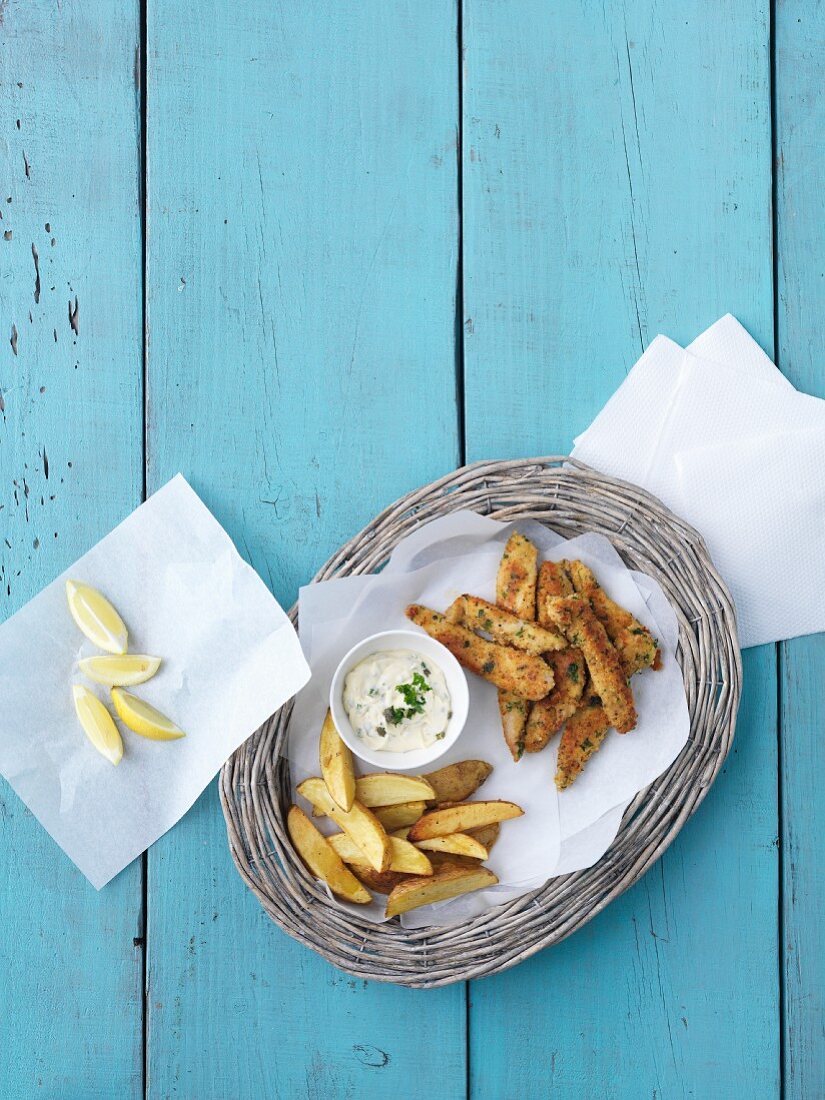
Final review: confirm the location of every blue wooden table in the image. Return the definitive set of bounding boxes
[1,2,822,1096]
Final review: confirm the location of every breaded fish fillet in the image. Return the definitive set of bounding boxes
[536,559,574,608]
[496,532,539,619]
[524,647,585,753]
[406,604,555,701]
[445,594,566,654]
[565,559,658,676]
[498,691,530,761]
[542,596,637,733]
[495,533,539,761]
[555,688,612,789]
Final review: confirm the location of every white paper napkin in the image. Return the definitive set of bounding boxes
[0,475,310,888]
[573,315,825,647]
[289,511,688,926]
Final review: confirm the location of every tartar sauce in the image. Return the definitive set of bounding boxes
[342,649,451,752]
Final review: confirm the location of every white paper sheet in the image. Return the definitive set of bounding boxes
[290,511,689,926]
[0,475,310,888]
[572,314,825,647]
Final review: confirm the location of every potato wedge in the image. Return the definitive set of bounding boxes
[408,799,523,840]
[406,604,555,700]
[349,862,408,895]
[542,596,636,733]
[297,778,392,872]
[328,831,433,876]
[319,709,356,811]
[466,821,500,853]
[372,801,427,830]
[566,559,658,676]
[423,759,493,804]
[385,864,498,918]
[354,772,435,807]
[496,532,539,618]
[445,595,566,654]
[409,833,488,860]
[286,806,371,905]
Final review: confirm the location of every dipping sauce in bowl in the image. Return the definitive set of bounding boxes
[330,629,469,771]
[342,649,451,753]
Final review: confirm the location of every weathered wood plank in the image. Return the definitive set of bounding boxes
[775,3,825,1093]
[145,2,464,1096]
[0,1,143,1097]
[461,2,779,1095]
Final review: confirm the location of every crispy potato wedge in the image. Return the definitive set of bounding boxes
[286,806,372,905]
[498,690,529,761]
[319,709,356,811]
[445,595,566,654]
[406,604,555,700]
[543,596,636,733]
[408,799,523,840]
[372,800,427,830]
[409,833,488,860]
[297,778,392,872]
[349,862,408,895]
[423,759,493,804]
[354,772,435,807]
[386,864,498,918]
[555,692,612,789]
[524,647,585,753]
[496,532,539,618]
[328,831,433,875]
[466,821,500,853]
[566,559,658,676]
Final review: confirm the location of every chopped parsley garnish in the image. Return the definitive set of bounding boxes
[581,738,593,751]
[482,660,496,674]
[385,673,432,724]
[568,662,579,683]
[435,731,446,741]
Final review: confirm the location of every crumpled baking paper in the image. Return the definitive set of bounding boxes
[0,474,310,888]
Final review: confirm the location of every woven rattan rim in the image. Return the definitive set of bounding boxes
[219,457,741,988]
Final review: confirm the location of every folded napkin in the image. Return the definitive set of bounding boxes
[0,475,310,887]
[573,315,824,647]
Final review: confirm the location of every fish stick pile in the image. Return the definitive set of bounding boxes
[406,533,661,789]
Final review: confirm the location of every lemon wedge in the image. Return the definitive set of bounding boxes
[78,654,161,687]
[111,688,185,741]
[72,684,124,765]
[66,580,128,654]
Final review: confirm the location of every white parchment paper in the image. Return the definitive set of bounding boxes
[0,475,310,888]
[289,511,689,926]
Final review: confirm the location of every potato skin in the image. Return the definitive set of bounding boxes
[406,604,555,701]
[423,759,493,804]
[542,596,636,733]
[385,864,498,918]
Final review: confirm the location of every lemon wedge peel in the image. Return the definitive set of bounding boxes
[66,580,128,655]
[72,684,124,765]
[111,688,186,741]
[78,654,161,687]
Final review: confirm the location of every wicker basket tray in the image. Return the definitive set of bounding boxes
[219,457,741,988]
